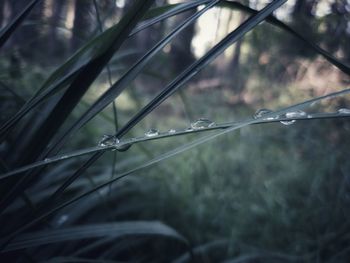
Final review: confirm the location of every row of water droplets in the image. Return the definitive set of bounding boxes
[98,108,350,150]
[142,118,217,138]
[98,118,216,151]
[144,118,216,136]
[253,108,350,125]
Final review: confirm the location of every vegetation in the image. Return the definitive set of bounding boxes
[0,0,350,262]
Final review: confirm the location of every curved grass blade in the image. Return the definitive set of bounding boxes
[0,120,260,249]
[44,0,220,157]
[1,87,349,180]
[115,0,288,138]
[92,0,120,197]
[222,252,311,263]
[173,240,228,263]
[0,0,41,49]
[220,1,350,75]
[2,88,349,246]
[0,0,211,140]
[0,111,349,180]
[0,0,156,216]
[131,0,212,35]
[44,257,120,263]
[3,221,188,252]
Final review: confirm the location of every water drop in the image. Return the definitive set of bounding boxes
[253,108,278,120]
[115,143,132,152]
[280,119,296,125]
[98,135,119,147]
[253,108,272,119]
[145,128,159,137]
[338,108,350,114]
[280,110,306,125]
[168,129,176,134]
[285,110,307,118]
[190,118,215,130]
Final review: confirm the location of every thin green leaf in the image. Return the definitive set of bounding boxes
[0,0,156,216]
[0,0,41,48]
[173,240,228,263]
[43,0,220,158]
[43,257,120,263]
[2,86,349,245]
[222,252,310,263]
[2,87,349,180]
[0,0,210,140]
[3,221,188,252]
[115,0,288,138]
[132,0,212,35]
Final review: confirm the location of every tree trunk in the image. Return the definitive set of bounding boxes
[290,0,319,57]
[169,9,196,75]
[48,0,65,57]
[230,38,244,94]
[71,0,93,51]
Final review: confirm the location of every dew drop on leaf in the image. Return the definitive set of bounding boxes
[285,110,307,118]
[190,118,215,130]
[338,108,350,114]
[253,108,272,119]
[280,119,296,125]
[280,110,306,125]
[145,128,159,137]
[115,143,132,152]
[98,135,119,147]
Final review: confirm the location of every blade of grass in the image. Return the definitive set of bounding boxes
[44,257,119,263]
[115,0,288,138]
[173,239,228,263]
[18,1,215,211]
[0,117,265,249]
[3,221,188,252]
[0,0,211,141]
[92,0,119,197]
[42,0,220,160]
[1,86,349,179]
[2,89,349,247]
[0,0,156,215]
[131,0,212,35]
[1,112,349,181]
[0,0,41,49]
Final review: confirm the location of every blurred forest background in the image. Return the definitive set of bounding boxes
[1,0,350,262]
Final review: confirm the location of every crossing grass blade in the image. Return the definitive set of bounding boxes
[42,0,220,159]
[115,0,287,138]
[0,0,41,49]
[0,0,287,219]
[0,0,156,215]
[2,107,350,179]
[2,221,188,252]
[133,0,212,35]
[0,0,211,141]
[44,257,120,263]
